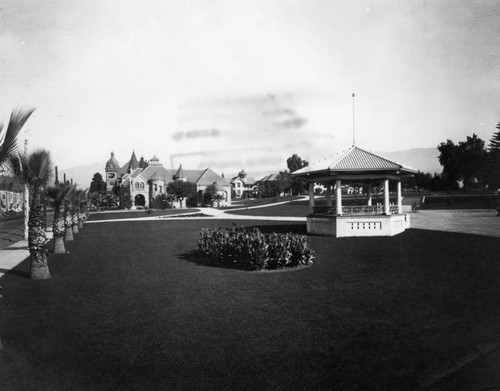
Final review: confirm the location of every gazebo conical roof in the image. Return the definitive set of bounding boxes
[293,146,417,180]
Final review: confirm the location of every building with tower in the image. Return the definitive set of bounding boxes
[105,151,231,208]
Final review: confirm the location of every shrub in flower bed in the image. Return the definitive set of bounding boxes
[197,226,314,270]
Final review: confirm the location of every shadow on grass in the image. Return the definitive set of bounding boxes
[177,250,248,270]
[228,223,307,235]
[0,267,29,279]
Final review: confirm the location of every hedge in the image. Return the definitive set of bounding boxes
[197,226,314,270]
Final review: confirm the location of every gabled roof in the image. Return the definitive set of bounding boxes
[231,176,257,185]
[196,168,231,187]
[258,173,279,182]
[293,146,417,176]
[140,165,175,182]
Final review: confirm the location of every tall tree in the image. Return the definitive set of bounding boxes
[486,122,500,190]
[89,172,106,194]
[286,154,308,172]
[286,154,309,195]
[437,134,487,190]
[166,181,196,208]
[13,149,53,280]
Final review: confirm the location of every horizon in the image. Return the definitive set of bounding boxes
[2,0,499,174]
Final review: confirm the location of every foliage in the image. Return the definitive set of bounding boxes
[205,183,225,206]
[437,134,487,190]
[13,149,53,280]
[197,226,314,270]
[13,149,53,201]
[486,122,500,189]
[287,154,308,172]
[89,172,106,194]
[286,154,309,195]
[46,182,73,237]
[0,107,35,171]
[256,180,282,198]
[166,181,197,208]
[150,194,171,209]
[138,156,149,169]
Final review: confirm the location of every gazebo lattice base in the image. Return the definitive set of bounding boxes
[307,213,411,237]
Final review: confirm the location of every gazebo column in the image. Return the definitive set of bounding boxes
[308,182,315,215]
[326,184,332,207]
[336,179,342,216]
[383,178,390,215]
[367,182,372,206]
[397,180,402,214]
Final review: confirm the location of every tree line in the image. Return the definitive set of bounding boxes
[404,124,500,191]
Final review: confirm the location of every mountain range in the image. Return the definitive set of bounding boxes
[58,147,442,189]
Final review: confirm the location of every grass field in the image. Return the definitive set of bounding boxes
[1,219,499,390]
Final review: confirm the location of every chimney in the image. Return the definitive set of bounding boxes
[55,166,59,184]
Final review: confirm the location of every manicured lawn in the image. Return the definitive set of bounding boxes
[87,208,199,221]
[1,219,499,390]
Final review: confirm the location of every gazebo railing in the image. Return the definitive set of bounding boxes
[313,205,400,215]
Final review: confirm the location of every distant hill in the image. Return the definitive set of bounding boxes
[375,148,441,174]
[58,162,104,188]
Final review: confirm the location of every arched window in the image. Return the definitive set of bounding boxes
[140,182,144,190]
[159,185,162,193]
[154,184,157,192]
[135,182,139,190]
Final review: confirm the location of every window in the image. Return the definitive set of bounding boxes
[140,182,144,190]
[135,183,139,190]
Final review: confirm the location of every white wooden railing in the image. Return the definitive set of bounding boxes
[313,204,401,215]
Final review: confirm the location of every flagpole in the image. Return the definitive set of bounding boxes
[352,93,356,146]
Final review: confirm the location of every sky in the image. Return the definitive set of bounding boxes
[1,0,499,179]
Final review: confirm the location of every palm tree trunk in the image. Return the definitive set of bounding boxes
[52,204,66,254]
[72,207,79,234]
[28,201,50,280]
[64,205,73,241]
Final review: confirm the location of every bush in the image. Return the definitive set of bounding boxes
[150,194,171,209]
[197,227,314,270]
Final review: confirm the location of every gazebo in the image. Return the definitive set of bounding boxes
[293,146,418,237]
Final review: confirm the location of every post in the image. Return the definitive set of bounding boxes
[367,182,372,206]
[383,178,390,215]
[308,182,315,215]
[326,184,332,207]
[397,180,402,214]
[336,179,342,216]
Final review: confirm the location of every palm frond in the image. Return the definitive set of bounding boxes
[46,182,74,205]
[0,107,35,170]
[16,149,53,193]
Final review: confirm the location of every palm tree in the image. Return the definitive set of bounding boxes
[71,189,82,235]
[13,149,53,280]
[76,189,89,228]
[0,107,35,170]
[63,187,75,242]
[46,183,73,254]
